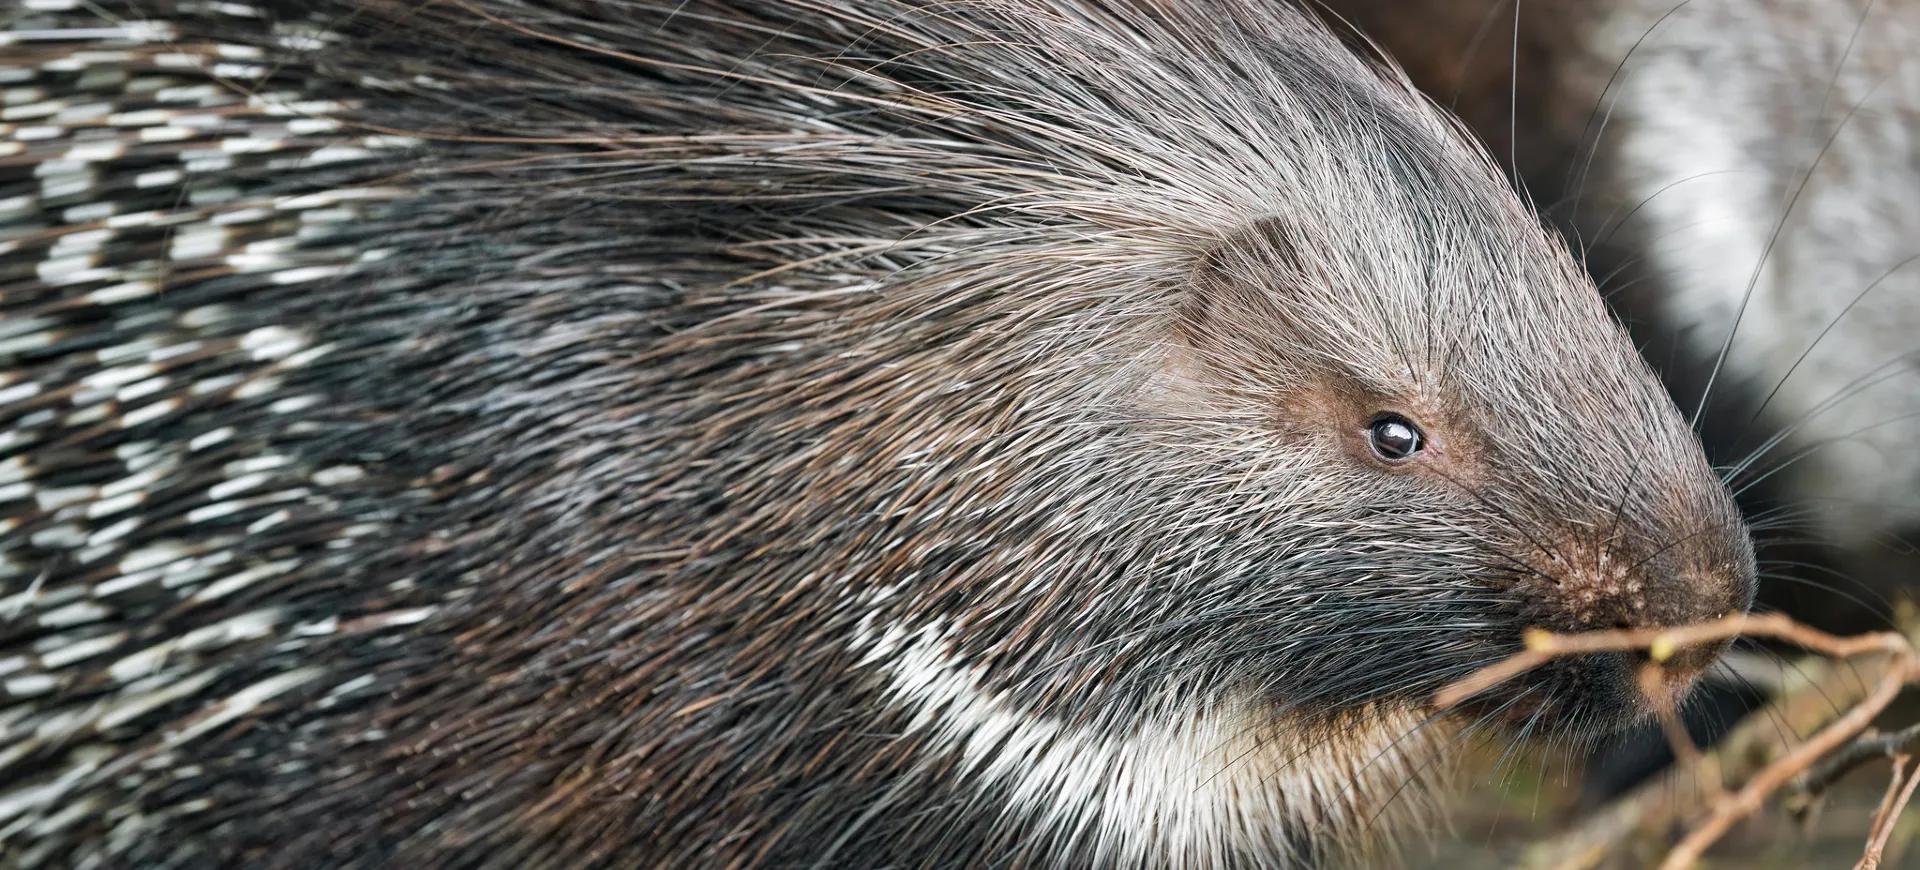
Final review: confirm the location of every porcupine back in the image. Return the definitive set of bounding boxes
[2,1,1754,868]
[3,3,448,864]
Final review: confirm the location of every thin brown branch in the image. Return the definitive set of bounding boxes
[1858,754,1920,870]
[1454,611,1920,870]
[1639,662,1721,800]
[1435,612,1907,710]
[1872,755,1910,836]
[1800,723,1920,801]
[1659,655,1911,869]
[1515,648,1903,870]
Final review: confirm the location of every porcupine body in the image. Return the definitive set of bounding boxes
[2,1,1753,868]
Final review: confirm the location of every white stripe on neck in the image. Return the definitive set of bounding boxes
[857,620,1443,868]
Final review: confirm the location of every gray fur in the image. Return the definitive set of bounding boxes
[1,1,1750,867]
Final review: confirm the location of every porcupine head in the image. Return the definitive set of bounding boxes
[0,0,1753,868]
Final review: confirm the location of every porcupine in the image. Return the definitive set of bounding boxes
[1321,0,1920,801]
[0,1,1755,868]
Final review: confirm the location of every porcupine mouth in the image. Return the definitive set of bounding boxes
[1451,651,1703,740]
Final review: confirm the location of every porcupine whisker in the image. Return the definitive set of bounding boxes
[1565,0,1698,233]
[1602,436,1656,574]
[1045,618,1492,755]
[1723,354,1920,483]
[1583,169,1757,275]
[1492,689,1556,781]
[1691,72,1890,428]
[1736,635,1860,727]
[1705,650,1817,751]
[1357,688,1534,840]
[1018,596,1510,694]
[1757,565,1895,620]
[1739,500,1823,529]
[1505,0,1524,205]
[1732,408,1920,499]
[1422,465,1571,584]
[1732,252,1920,436]
[1206,694,1451,813]
[1148,632,1506,699]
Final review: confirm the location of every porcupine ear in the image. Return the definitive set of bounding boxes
[1172,217,1316,390]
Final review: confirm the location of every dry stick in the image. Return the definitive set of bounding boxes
[1659,656,1910,870]
[1874,752,1907,826]
[1434,612,1919,870]
[1435,612,1906,710]
[1857,754,1914,870]
[1515,650,1899,870]
[1800,722,1920,800]
[1638,662,1722,800]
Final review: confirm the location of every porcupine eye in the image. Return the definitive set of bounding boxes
[1366,414,1424,461]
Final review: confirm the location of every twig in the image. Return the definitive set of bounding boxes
[1859,754,1920,870]
[1800,723,1920,801]
[1514,649,1901,870]
[1869,755,1909,842]
[1435,612,1906,710]
[1659,654,1911,869]
[1449,612,1920,870]
[1639,662,1721,800]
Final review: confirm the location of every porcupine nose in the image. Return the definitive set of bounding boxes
[1550,534,1755,681]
